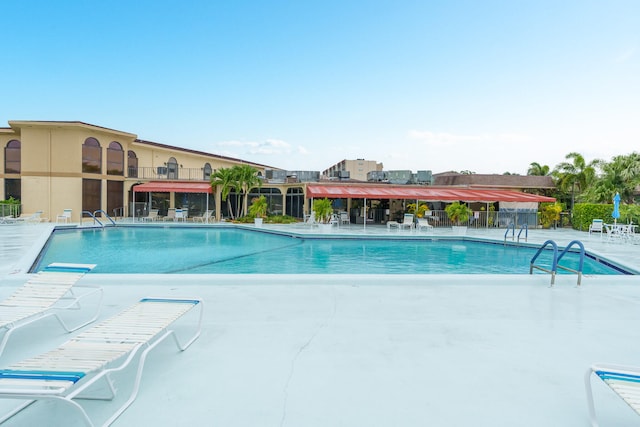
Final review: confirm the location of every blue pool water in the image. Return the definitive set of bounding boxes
[33,226,625,275]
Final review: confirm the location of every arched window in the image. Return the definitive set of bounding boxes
[4,140,20,174]
[128,150,138,178]
[203,163,212,180]
[82,137,102,173]
[107,141,124,176]
[167,157,178,179]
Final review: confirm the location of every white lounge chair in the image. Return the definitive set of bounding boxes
[1,212,43,225]
[0,216,18,225]
[0,263,101,358]
[416,217,434,231]
[0,296,203,426]
[162,208,176,222]
[193,210,213,223]
[585,363,640,426]
[399,214,415,230]
[141,209,159,222]
[304,212,317,226]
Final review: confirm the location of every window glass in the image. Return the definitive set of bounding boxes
[82,138,102,173]
[107,180,123,217]
[107,142,124,176]
[4,178,21,201]
[128,151,138,178]
[82,179,101,214]
[203,163,212,180]
[4,140,20,174]
[167,157,178,179]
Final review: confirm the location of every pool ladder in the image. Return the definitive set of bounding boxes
[81,210,117,228]
[504,223,528,245]
[529,239,585,286]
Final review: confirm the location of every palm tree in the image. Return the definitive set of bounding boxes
[236,164,262,217]
[552,152,600,211]
[527,162,550,176]
[210,167,237,219]
[585,152,640,203]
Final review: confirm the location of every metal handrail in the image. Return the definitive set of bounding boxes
[93,210,117,226]
[504,222,515,244]
[517,224,528,243]
[82,211,103,228]
[530,240,559,285]
[556,240,585,286]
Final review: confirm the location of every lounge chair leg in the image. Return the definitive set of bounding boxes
[75,373,118,401]
[52,286,104,333]
[103,332,171,426]
[584,368,600,427]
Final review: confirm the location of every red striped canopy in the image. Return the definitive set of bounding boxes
[133,181,212,193]
[306,184,555,202]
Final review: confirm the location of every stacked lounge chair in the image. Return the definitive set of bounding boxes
[0,263,101,358]
[0,296,203,426]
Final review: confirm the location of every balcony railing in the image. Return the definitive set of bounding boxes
[128,167,211,181]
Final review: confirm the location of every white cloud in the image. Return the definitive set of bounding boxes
[216,138,298,156]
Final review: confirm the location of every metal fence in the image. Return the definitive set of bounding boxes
[128,167,210,181]
[418,210,539,229]
[0,204,21,217]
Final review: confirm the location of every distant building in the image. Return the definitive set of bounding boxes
[432,171,555,192]
[322,159,383,181]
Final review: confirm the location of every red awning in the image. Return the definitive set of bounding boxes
[306,184,555,202]
[133,181,212,193]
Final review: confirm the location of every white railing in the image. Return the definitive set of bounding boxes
[413,210,539,229]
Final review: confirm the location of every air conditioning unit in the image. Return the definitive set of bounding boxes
[157,166,168,175]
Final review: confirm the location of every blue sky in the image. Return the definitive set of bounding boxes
[3,1,639,174]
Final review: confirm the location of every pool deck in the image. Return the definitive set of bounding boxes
[1,222,640,426]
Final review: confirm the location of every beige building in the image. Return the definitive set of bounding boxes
[0,120,294,222]
[322,159,383,182]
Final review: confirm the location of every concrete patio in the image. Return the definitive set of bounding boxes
[0,222,639,426]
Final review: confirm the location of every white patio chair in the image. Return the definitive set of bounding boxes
[174,208,186,222]
[56,209,72,223]
[589,219,604,237]
[339,212,350,225]
[0,263,101,358]
[0,296,203,427]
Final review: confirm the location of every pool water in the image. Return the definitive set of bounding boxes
[33,226,624,275]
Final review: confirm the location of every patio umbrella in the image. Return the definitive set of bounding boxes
[612,192,621,224]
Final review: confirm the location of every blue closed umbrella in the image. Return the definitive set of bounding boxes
[612,192,621,224]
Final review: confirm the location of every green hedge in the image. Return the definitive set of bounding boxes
[572,203,640,231]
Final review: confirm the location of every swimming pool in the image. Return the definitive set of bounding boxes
[31,226,627,275]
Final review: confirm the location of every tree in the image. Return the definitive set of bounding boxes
[236,164,262,217]
[552,152,600,211]
[585,152,640,203]
[527,162,550,176]
[210,167,237,219]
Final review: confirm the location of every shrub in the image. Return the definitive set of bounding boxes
[445,202,472,226]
